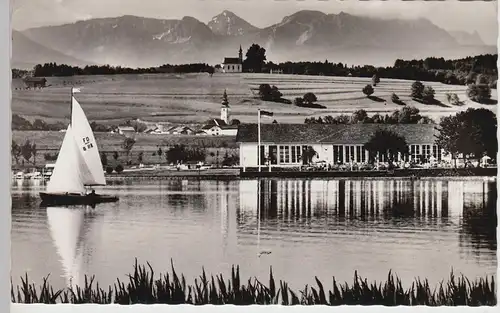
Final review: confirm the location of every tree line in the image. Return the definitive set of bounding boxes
[265,54,498,87]
[304,106,434,125]
[361,108,496,168]
[25,63,215,77]
[12,114,146,133]
[11,42,497,88]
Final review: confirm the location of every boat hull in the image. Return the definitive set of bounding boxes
[39,192,119,207]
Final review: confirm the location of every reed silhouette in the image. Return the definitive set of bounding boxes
[11,259,496,306]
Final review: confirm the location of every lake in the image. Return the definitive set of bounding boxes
[10,177,497,292]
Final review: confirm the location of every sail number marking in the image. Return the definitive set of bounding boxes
[82,137,94,151]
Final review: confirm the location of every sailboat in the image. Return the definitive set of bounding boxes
[39,88,119,206]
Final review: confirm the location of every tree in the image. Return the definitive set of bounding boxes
[156,146,163,164]
[466,84,491,103]
[372,74,380,86]
[21,140,35,166]
[435,108,497,167]
[32,119,48,130]
[465,72,477,85]
[351,110,368,123]
[446,93,463,106]
[129,120,148,133]
[391,93,400,103]
[422,86,435,103]
[435,115,461,167]
[411,81,425,99]
[121,137,136,164]
[294,97,304,107]
[258,84,282,102]
[303,92,318,105]
[165,145,205,164]
[115,164,124,173]
[243,44,267,73]
[362,84,374,97]
[100,152,108,167]
[230,119,241,126]
[11,140,22,165]
[476,74,489,85]
[364,129,409,164]
[302,146,317,164]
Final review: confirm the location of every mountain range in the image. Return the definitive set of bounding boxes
[12,10,495,69]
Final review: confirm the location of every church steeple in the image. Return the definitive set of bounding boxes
[238,45,243,63]
[221,89,230,124]
[221,89,229,107]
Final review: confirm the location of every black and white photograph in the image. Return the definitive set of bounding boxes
[9,0,498,308]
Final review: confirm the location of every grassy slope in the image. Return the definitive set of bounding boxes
[12,72,497,125]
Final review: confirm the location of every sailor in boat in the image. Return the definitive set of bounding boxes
[88,189,96,197]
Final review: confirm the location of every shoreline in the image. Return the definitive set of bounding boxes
[102,167,497,181]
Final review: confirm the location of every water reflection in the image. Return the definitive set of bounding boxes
[239,179,496,251]
[11,177,497,291]
[46,205,98,288]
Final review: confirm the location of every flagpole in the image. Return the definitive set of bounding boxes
[258,109,261,172]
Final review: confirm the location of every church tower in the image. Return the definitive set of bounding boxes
[220,89,230,124]
[238,45,243,63]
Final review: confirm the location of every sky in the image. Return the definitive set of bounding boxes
[11,0,499,45]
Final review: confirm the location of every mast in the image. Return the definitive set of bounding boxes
[258,109,261,172]
[70,87,73,126]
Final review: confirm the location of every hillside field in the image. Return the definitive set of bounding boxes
[11,72,497,125]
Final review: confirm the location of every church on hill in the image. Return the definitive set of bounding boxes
[221,46,243,73]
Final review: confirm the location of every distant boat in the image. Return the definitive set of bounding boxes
[39,88,118,207]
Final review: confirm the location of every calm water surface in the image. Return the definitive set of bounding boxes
[11,178,497,291]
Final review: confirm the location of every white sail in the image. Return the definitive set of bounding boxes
[46,206,85,288]
[46,125,86,194]
[71,96,106,186]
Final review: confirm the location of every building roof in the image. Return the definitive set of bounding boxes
[202,124,220,130]
[24,77,47,83]
[223,57,241,64]
[236,123,439,145]
[118,126,135,131]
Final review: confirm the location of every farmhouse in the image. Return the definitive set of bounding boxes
[236,123,445,168]
[165,125,194,135]
[116,126,135,136]
[221,46,243,73]
[23,77,47,88]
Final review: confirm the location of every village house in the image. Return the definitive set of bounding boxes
[165,125,194,135]
[23,77,47,88]
[235,123,447,168]
[116,126,136,136]
[221,46,243,73]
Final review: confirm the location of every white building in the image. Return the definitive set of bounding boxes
[198,90,238,136]
[221,46,243,73]
[200,119,238,136]
[236,123,448,168]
